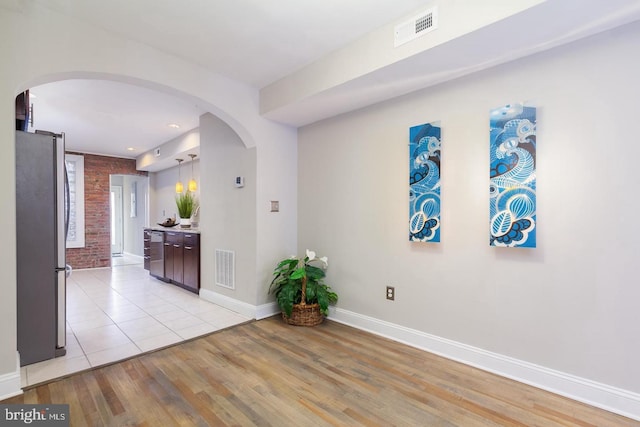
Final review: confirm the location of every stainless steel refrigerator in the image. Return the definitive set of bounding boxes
[16,130,69,366]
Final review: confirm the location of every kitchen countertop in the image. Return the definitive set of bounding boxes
[146,226,201,234]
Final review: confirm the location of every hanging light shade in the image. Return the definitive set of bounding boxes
[188,153,197,192]
[175,158,184,193]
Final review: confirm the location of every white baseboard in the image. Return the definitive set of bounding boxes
[189,295,640,420]
[122,252,144,262]
[255,302,280,320]
[199,289,279,320]
[327,307,640,421]
[0,353,23,401]
[198,289,255,318]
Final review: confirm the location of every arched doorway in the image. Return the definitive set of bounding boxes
[1,11,298,391]
[13,76,258,382]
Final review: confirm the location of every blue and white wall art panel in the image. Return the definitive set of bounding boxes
[409,121,441,242]
[489,103,537,248]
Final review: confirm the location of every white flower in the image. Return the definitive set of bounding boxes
[319,256,328,268]
[305,249,316,261]
[289,255,297,259]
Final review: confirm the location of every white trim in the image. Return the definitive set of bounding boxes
[198,290,279,320]
[199,289,256,319]
[73,267,111,271]
[122,252,145,262]
[0,352,23,401]
[256,302,280,320]
[65,154,85,249]
[327,307,640,421]
[168,293,640,420]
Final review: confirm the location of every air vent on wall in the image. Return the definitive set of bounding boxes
[215,249,235,289]
[394,6,438,47]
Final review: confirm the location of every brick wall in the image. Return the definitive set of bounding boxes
[66,153,147,269]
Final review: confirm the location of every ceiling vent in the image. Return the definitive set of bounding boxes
[394,6,438,47]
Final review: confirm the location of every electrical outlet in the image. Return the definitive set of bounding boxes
[386,286,395,301]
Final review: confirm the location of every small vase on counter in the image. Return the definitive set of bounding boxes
[179,217,191,228]
[190,205,200,228]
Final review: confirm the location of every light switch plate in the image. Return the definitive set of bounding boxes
[270,201,279,212]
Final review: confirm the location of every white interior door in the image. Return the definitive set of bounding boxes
[110,185,123,255]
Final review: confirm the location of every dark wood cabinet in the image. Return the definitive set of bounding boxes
[182,233,200,293]
[143,229,151,270]
[146,229,200,293]
[165,232,184,284]
[163,233,174,281]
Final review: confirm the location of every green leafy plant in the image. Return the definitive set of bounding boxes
[268,250,338,317]
[175,191,198,219]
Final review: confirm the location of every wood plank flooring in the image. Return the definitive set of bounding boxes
[3,317,638,426]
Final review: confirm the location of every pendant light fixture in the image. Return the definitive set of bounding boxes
[175,158,184,193]
[188,153,197,192]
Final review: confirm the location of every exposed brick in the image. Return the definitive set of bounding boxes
[65,152,147,269]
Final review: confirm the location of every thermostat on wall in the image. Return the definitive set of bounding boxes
[235,176,245,188]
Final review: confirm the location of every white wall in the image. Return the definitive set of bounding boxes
[199,113,257,306]
[122,175,148,256]
[100,174,147,256]
[151,160,200,224]
[298,21,640,409]
[0,3,297,398]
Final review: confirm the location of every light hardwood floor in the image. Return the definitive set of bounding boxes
[4,317,638,426]
[21,265,250,387]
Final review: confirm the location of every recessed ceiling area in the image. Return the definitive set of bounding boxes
[28,80,205,159]
[30,0,430,89]
[15,0,640,159]
[20,0,433,159]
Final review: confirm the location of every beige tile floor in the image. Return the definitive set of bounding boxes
[21,260,251,387]
[110,253,144,267]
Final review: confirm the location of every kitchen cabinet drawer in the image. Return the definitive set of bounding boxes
[143,229,151,271]
[143,253,150,270]
[165,231,183,245]
[183,232,199,246]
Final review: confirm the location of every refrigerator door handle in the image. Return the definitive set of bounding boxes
[55,133,66,269]
[64,164,70,241]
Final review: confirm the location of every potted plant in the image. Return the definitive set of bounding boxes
[268,249,338,326]
[175,191,198,228]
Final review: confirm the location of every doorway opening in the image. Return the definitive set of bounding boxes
[110,184,123,256]
[109,174,149,267]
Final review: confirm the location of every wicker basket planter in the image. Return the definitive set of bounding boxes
[269,250,338,328]
[282,302,324,326]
